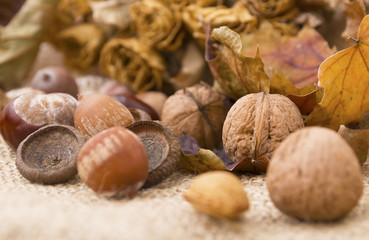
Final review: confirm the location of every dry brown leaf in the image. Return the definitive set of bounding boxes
[270,72,319,115]
[241,21,336,87]
[305,14,369,130]
[342,0,366,44]
[207,26,270,100]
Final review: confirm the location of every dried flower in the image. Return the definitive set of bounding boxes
[55,23,105,72]
[130,0,185,51]
[182,2,257,47]
[99,37,165,92]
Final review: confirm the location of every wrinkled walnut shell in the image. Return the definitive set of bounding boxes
[128,121,180,187]
[161,82,228,149]
[223,92,304,172]
[16,124,85,184]
[267,127,363,221]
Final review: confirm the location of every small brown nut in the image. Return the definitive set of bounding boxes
[161,82,228,149]
[77,126,149,197]
[16,124,85,184]
[267,127,364,221]
[222,92,304,172]
[183,171,249,219]
[74,93,134,139]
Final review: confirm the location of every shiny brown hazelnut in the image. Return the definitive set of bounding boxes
[16,124,85,184]
[0,92,78,150]
[31,67,79,98]
[99,80,135,96]
[77,126,149,197]
[128,121,181,187]
[74,93,134,139]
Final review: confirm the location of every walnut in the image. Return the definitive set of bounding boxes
[161,82,228,149]
[222,92,304,172]
[267,127,363,221]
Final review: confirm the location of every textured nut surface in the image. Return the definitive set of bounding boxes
[183,171,249,218]
[267,127,364,221]
[161,82,228,149]
[222,92,303,171]
[77,126,148,197]
[14,92,77,126]
[74,94,134,139]
[243,0,297,18]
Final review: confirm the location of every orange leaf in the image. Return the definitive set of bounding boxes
[305,14,369,130]
[241,21,335,87]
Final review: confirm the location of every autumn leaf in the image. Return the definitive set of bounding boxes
[241,21,336,87]
[206,26,270,100]
[178,134,227,172]
[305,14,369,130]
[0,0,60,90]
[341,0,366,44]
[338,125,369,163]
[270,72,320,115]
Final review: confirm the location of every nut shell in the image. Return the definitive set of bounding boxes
[128,121,180,187]
[183,171,249,218]
[161,82,228,149]
[267,127,364,221]
[77,126,149,197]
[222,92,304,172]
[16,124,85,184]
[74,93,134,139]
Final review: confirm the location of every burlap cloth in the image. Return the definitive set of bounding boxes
[1,44,369,240]
[0,133,369,240]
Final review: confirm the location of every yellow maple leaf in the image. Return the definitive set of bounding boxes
[305,14,369,130]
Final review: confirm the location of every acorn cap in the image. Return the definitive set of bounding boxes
[129,108,152,122]
[128,121,180,188]
[16,124,85,184]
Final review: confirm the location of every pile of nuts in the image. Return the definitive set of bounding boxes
[0,65,365,222]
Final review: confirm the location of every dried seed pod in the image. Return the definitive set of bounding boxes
[16,124,85,184]
[243,0,297,18]
[128,121,180,187]
[129,108,152,122]
[161,82,228,149]
[267,127,364,221]
[183,171,249,218]
[74,93,134,139]
[223,92,304,173]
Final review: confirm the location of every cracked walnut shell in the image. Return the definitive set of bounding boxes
[222,92,304,172]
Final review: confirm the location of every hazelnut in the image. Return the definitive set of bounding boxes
[0,92,77,150]
[183,171,249,218]
[267,127,364,221]
[222,92,304,173]
[136,91,167,117]
[30,67,79,98]
[73,93,134,139]
[128,121,181,187]
[161,82,228,149]
[99,80,135,96]
[77,126,149,197]
[16,124,85,184]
